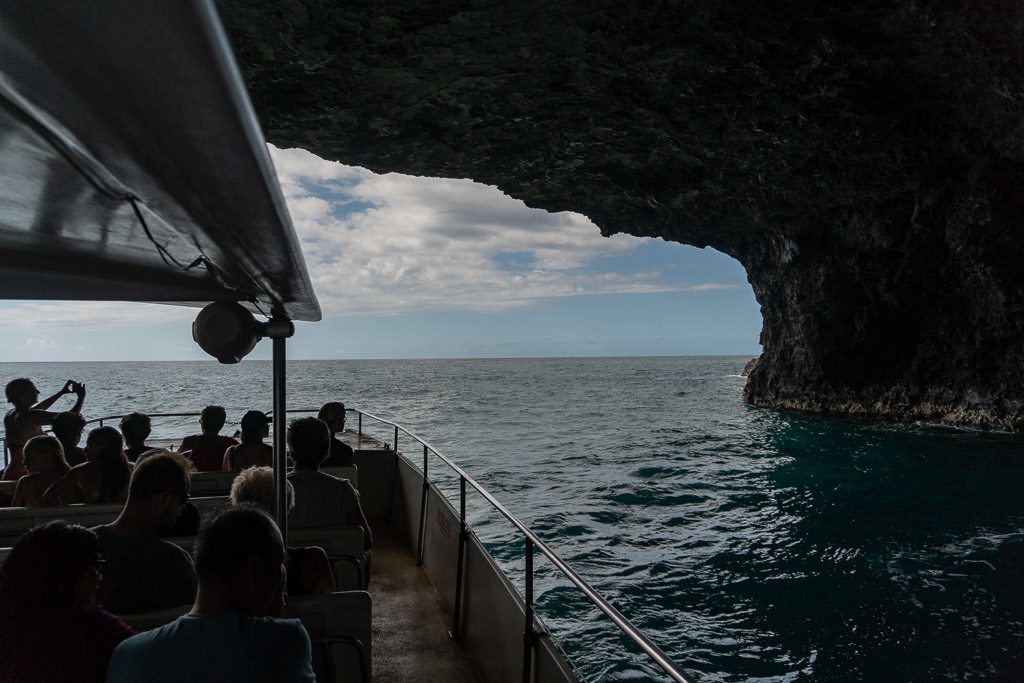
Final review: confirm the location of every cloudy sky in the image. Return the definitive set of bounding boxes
[0,146,762,362]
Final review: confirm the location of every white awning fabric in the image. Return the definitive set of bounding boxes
[0,0,320,321]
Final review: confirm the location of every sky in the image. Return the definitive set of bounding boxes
[0,146,763,362]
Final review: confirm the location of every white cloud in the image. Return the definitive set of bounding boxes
[20,336,56,350]
[268,146,725,316]
[0,301,195,330]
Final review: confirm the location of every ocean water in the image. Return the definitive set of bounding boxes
[2,357,1022,681]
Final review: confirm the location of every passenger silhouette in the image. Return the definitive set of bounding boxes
[287,417,372,550]
[43,426,130,505]
[120,412,153,463]
[177,405,237,472]
[317,401,355,467]
[106,506,315,681]
[3,378,85,480]
[230,465,336,596]
[222,410,273,472]
[52,411,87,467]
[91,453,197,615]
[0,521,136,682]
[11,435,70,507]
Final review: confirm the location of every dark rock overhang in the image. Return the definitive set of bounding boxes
[218,0,1024,431]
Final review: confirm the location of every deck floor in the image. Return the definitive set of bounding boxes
[370,524,479,682]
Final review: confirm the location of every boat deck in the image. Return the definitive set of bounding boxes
[370,523,479,681]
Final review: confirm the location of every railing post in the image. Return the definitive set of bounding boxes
[415,444,429,566]
[522,537,535,683]
[452,475,467,638]
[357,412,363,447]
[394,425,399,454]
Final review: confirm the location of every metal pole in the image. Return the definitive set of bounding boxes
[415,444,429,566]
[522,537,535,683]
[272,334,288,546]
[452,475,467,638]
[266,316,294,547]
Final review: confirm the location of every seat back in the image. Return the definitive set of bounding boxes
[320,465,359,491]
[288,591,372,683]
[288,525,368,590]
[0,496,230,546]
[189,470,240,496]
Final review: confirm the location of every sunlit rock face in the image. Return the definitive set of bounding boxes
[218,0,1024,431]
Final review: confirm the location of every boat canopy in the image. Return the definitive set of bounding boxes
[0,1,320,322]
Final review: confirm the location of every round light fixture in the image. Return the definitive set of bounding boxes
[192,301,262,363]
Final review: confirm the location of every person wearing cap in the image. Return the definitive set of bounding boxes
[222,410,273,472]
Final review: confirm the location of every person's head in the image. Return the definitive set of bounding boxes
[127,453,191,532]
[199,405,227,435]
[85,426,130,500]
[0,521,102,612]
[193,505,286,616]
[51,411,86,445]
[240,410,271,439]
[23,435,69,476]
[85,426,123,461]
[5,378,37,406]
[287,417,330,468]
[230,465,295,514]
[316,402,346,431]
[119,412,151,447]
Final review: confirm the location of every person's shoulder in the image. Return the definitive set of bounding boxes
[255,615,311,647]
[77,602,136,640]
[156,535,194,557]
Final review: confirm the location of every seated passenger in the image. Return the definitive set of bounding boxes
[0,521,135,682]
[11,435,70,507]
[120,412,154,463]
[3,378,85,480]
[52,411,87,467]
[42,426,130,505]
[230,465,336,595]
[286,417,372,549]
[177,405,238,472]
[135,449,201,538]
[223,410,273,472]
[106,506,315,682]
[317,401,355,467]
[90,453,198,614]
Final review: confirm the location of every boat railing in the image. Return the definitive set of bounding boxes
[3,407,692,682]
[350,407,692,683]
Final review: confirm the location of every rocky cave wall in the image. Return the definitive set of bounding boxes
[217,0,1024,431]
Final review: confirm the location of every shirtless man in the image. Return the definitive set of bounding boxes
[2,378,85,480]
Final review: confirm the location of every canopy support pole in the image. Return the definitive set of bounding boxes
[267,316,295,546]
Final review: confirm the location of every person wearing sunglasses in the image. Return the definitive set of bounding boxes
[90,452,197,615]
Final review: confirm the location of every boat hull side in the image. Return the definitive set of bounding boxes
[388,452,578,683]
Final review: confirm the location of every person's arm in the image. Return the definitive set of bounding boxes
[299,546,337,594]
[222,445,234,471]
[68,381,86,413]
[347,501,373,550]
[11,476,28,506]
[33,380,74,411]
[42,466,86,505]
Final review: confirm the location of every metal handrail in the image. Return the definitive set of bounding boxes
[4,406,692,681]
[352,407,693,683]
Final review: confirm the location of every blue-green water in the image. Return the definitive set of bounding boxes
[2,357,1022,681]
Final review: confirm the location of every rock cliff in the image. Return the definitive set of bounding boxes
[218,0,1024,431]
